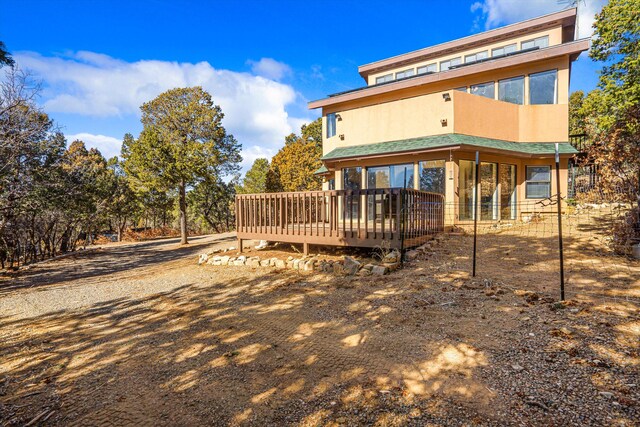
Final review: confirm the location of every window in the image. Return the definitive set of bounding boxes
[328,179,335,190]
[521,35,549,50]
[480,162,498,220]
[491,43,517,57]
[395,68,414,79]
[459,160,476,220]
[470,81,495,99]
[375,73,393,84]
[526,166,551,199]
[455,86,468,92]
[498,76,524,104]
[326,113,336,138]
[464,50,488,63]
[417,63,437,74]
[440,57,461,71]
[343,167,362,219]
[499,164,517,220]
[367,164,414,189]
[529,69,557,105]
[419,160,445,194]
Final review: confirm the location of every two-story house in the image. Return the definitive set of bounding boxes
[236,8,590,253]
[310,8,589,226]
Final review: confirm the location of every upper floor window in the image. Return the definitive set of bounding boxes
[470,81,495,99]
[440,57,461,71]
[395,68,415,79]
[521,35,549,50]
[498,76,524,104]
[529,70,557,105]
[326,113,336,139]
[491,43,517,57]
[464,50,488,64]
[375,73,394,84]
[455,86,468,92]
[417,63,437,74]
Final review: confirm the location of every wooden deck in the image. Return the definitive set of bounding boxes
[236,188,444,252]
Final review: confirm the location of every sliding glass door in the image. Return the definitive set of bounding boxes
[500,164,517,220]
[459,160,517,221]
[480,162,498,220]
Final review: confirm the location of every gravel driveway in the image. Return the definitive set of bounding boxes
[0,232,638,426]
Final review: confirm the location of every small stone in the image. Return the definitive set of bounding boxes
[219,256,230,266]
[598,391,614,398]
[363,264,374,271]
[405,250,419,261]
[372,265,388,275]
[343,256,361,275]
[293,259,301,270]
[357,268,372,276]
[382,249,400,264]
[274,259,286,269]
[512,364,524,372]
[260,259,271,267]
[198,253,209,265]
[303,258,317,272]
[384,262,400,272]
[333,262,345,275]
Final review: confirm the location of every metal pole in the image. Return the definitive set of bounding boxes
[555,143,565,301]
[400,168,407,267]
[472,151,480,277]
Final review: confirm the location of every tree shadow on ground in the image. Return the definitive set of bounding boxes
[0,234,236,296]
[1,229,638,426]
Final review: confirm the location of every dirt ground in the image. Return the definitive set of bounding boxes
[0,215,638,426]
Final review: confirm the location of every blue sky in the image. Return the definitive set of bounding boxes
[1,0,605,171]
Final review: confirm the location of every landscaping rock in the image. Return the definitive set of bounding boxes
[293,259,301,270]
[219,256,230,266]
[303,258,317,272]
[405,250,419,261]
[259,259,271,267]
[357,268,372,276]
[333,262,345,275]
[274,259,286,269]
[382,249,400,264]
[372,265,388,275]
[247,257,260,268]
[198,253,209,265]
[343,256,361,275]
[233,259,245,266]
[384,262,400,272]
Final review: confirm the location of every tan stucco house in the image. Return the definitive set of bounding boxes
[236,8,590,252]
[309,8,589,226]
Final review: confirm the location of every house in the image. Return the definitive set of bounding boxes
[236,8,589,253]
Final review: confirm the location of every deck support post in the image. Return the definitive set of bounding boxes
[238,238,243,253]
[303,242,309,255]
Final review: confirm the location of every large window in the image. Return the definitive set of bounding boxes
[521,36,549,50]
[419,160,445,194]
[529,70,557,105]
[459,160,476,220]
[526,166,551,199]
[375,74,393,84]
[480,162,498,220]
[343,167,362,219]
[492,43,517,57]
[368,164,413,189]
[395,68,414,79]
[470,81,495,99]
[417,63,437,74]
[465,50,488,63]
[440,57,461,71]
[498,76,524,104]
[326,113,336,138]
[500,164,517,220]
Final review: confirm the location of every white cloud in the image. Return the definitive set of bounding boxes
[14,51,315,171]
[470,0,606,39]
[247,57,292,81]
[66,132,122,160]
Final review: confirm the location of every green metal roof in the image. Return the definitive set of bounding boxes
[321,134,578,161]
[314,165,329,175]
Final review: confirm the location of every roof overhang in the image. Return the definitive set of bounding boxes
[309,38,590,110]
[358,8,577,80]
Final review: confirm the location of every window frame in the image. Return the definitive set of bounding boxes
[464,50,488,64]
[440,57,461,71]
[417,63,437,74]
[470,81,495,99]
[521,35,549,50]
[525,165,551,199]
[326,113,336,139]
[395,68,415,79]
[528,69,558,105]
[491,43,517,57]
[498,75,525,105]
[419,159,446,194]
[375,73,394,85]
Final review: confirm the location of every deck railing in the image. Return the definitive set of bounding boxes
[235,188,444,249]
